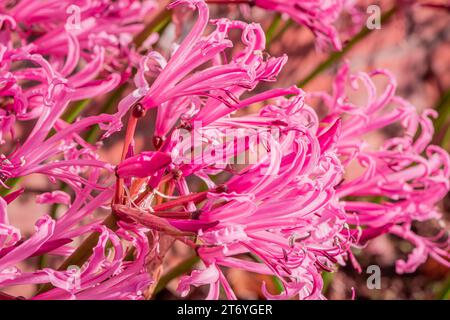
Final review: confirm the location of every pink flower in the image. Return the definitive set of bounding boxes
[160,63,449,299]
[33,224,152,300]
[178,263,232,300]
[0,0,158,300]
[0,0,158,147]
[0,0,448,301]
[172,92,349,299]
[307,63,450,273]
[1,194,151,300]
[0,197,20,250]
[102,0,289,142]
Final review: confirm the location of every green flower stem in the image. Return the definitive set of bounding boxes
[84,83,128,143]
[442,128,450,151]
[434,89,450,130]
[0,177,20,197]
[271,275,284,294]
[38,213,119,294]
[133,8,172,48]
[321,271,335,296]
[59,213,119,270]
[62,99,90,123]
[266,14,282,48]
[153,255,200,296]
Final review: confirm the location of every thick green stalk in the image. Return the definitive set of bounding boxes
[62,99,90,124]
[59,214,119,270]
[46,99,91,139]
[271,275,284,294]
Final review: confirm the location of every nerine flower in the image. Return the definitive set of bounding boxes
[0,0,156,143]
[170,65,449,299]
[97,0,448,300]
[207,0,360,50]
[0,217,152,300]
[0,0,161,187]
[0,47,116,189]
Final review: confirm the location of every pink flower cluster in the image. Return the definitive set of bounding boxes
[254,0,360,50]
[0,0,448,300]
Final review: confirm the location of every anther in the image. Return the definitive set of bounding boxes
[153,136,163,149]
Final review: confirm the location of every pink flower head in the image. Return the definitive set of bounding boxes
[36,191,71,206]
[254,0,357,50]
[102,0,290,142]
[116,151,172,179]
